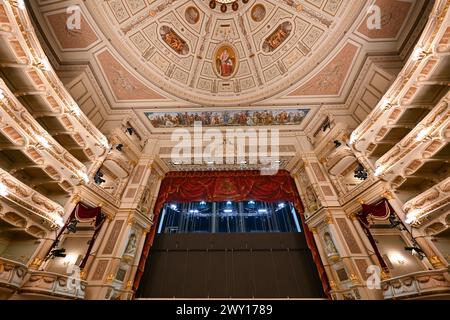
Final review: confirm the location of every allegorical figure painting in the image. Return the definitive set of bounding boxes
[146,109,309,128]
[215,45,237,78]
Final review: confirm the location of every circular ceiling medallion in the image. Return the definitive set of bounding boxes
[251,4,266,22]
[185,7,200,24]
[214,44,238,79]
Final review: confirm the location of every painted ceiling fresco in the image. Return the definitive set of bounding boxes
[146,109,310,128]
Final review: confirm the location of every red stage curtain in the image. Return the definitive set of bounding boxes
[357,199,392,272]
[133,170,331,297]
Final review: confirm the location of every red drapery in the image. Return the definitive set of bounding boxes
[357,199,393,271]
[133,170,331,297]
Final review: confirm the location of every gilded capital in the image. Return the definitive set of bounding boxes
[346,212,358,221]
[106,273,115,283]
[29,257,43,269]
[383,190,394,200]
[126,280,133,289]
[71,194,82,204]
[349,274,361,285]
[381,269,391,280]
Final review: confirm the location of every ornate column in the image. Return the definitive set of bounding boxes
[414,236,447,269]
[346,211,381,269]
[28,193,82,270]
[84,138,167,299]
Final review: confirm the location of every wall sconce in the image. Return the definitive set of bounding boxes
[374,166,384,177]
[415,128,432,142]
[411,47,431,61]
[70,106,81,116]
[35,135,50,149]
[390,252,407,265]
[379,98,392,110]
[405,210,421,225]
[78,170,89,184]
[0,182,9,197]
[34,58,51,71]
[348,132,357,145]
[12,0,26,10]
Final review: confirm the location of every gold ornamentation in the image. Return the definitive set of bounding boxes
[71,194,82,204]
[263,22,292,52]
[29,257,42,269]
[324,214,334,225]
[358,198,365,204]
[310,227,318,234]
[106,273,115,283]
[381,269,391,280]
[160,26,189,55]
[329,280,337,290]
[350,274,361,285]
[126,280,132,289]
[429,256,445,269]
[383,190,394,200]
[346,212,358,221]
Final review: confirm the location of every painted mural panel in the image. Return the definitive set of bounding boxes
[145,109,309,128]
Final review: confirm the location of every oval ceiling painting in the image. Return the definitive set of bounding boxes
[215,44,238,78]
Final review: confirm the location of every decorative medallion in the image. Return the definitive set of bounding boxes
[160,26,189,55]
[215,44,238,78]
[263,21,293,53]
[251,4,266,22]
[208,0,249,13]
[185,6,200,25]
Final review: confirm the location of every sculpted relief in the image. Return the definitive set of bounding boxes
[263,22,292,53]
[160,26,189,55]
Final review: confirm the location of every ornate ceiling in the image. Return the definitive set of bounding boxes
[27,0,431,133]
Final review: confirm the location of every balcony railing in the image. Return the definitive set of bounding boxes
[382,268,450,299]
[0,257,27,292]
[20,270,86,300]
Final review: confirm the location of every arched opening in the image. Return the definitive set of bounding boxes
[135,170,327,299]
